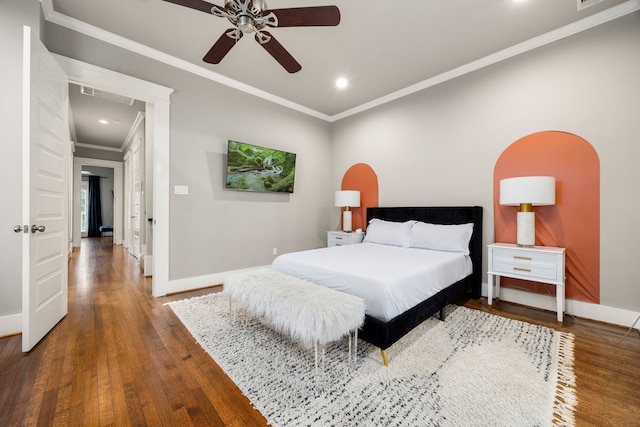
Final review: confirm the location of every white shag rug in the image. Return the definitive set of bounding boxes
[168,293,577,427]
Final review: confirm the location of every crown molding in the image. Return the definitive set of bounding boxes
[75,142,122,153]
[121,111,145,153]
[41,0,640,123]
[330,0,640,122]
[40,0,330,122]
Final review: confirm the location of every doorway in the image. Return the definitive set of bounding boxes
[80,165,115,239]
[55,54,174,296]
[73,158,123,247]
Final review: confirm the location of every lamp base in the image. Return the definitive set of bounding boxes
[516,211,535,246]
[342,210,353,232]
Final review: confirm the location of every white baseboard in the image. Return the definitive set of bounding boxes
[143,255,153,277]
[482,282,640,330]
[159,266,270,296]
[0,313,22,337]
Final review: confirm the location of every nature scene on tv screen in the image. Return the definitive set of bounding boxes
[226,140,296,193]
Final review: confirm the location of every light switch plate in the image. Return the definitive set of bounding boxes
[174,185,189,195]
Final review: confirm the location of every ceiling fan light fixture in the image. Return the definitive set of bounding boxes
[237,15,256,33]
[164,0,340,73]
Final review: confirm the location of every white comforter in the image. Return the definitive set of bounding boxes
[271,242,472,321]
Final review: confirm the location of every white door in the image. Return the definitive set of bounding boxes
[131,139,142,259]
[21,26,69,352]
[123,152,131,249]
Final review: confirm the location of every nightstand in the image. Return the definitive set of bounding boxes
[327,231,365,247]
[487,243,566,325]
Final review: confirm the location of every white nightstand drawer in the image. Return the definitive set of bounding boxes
[492,249,559,281]
[327,231,364,247]
[328,234,346,246]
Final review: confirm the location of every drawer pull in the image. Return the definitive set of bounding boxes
[335,236,343,240]
[514,267,531,272]
[514,256,532,261]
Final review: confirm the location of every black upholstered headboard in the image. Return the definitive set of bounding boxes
[366,206,483,298]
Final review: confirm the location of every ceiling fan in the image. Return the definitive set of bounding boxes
[163,0,340,73]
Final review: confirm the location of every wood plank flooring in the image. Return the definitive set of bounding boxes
[1,237,639,426]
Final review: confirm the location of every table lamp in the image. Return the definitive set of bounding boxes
[335,190,360,232]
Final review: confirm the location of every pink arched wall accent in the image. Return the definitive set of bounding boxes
[494,131,600,304]
[341,163,379,231]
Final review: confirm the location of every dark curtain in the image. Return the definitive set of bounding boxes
[88,176,103,237]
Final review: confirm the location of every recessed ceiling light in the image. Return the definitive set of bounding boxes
[336,78,348,89]
[98,119,109,125]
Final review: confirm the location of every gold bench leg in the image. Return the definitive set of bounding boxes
[380,349,388,367]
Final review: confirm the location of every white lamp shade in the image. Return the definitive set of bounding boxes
[500,176,555,206]
[335,190,360,207]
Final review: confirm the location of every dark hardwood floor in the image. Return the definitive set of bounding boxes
[0,237,639,426]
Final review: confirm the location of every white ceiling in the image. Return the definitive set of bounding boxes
[69,84,145,151]
[48,0,638,147]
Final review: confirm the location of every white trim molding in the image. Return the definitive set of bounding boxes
[40,0,328,122]
[55,55,174,298]
[41,0,640,122]
[482,283,640,331]
[73,157,124,246]
[122,111,145,153]
[0,313,22,337]
[331,1,640,121]
[163,266,270,296]
[75,142,122,153]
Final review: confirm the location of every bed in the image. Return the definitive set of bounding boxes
[272,206,483,364]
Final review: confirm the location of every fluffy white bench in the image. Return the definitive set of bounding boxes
[223,268,365,369]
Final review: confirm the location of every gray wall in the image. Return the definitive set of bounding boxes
[331,12,640,312]
[0,0,42,318]
[44,21,333,282]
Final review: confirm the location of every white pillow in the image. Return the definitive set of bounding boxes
[363,219,415,247]
[410,222,474,255]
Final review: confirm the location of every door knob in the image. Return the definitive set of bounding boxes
[31,224,45,233]
[14,225,28,233]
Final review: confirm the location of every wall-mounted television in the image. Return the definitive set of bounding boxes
[225,140,296,193]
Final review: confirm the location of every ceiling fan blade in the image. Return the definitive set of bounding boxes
[266,6,340,27]
[161,0,219,14]
[256,32,302,73]
[203,30,242,64]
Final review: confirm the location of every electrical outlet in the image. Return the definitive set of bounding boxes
[272,248,278,256]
